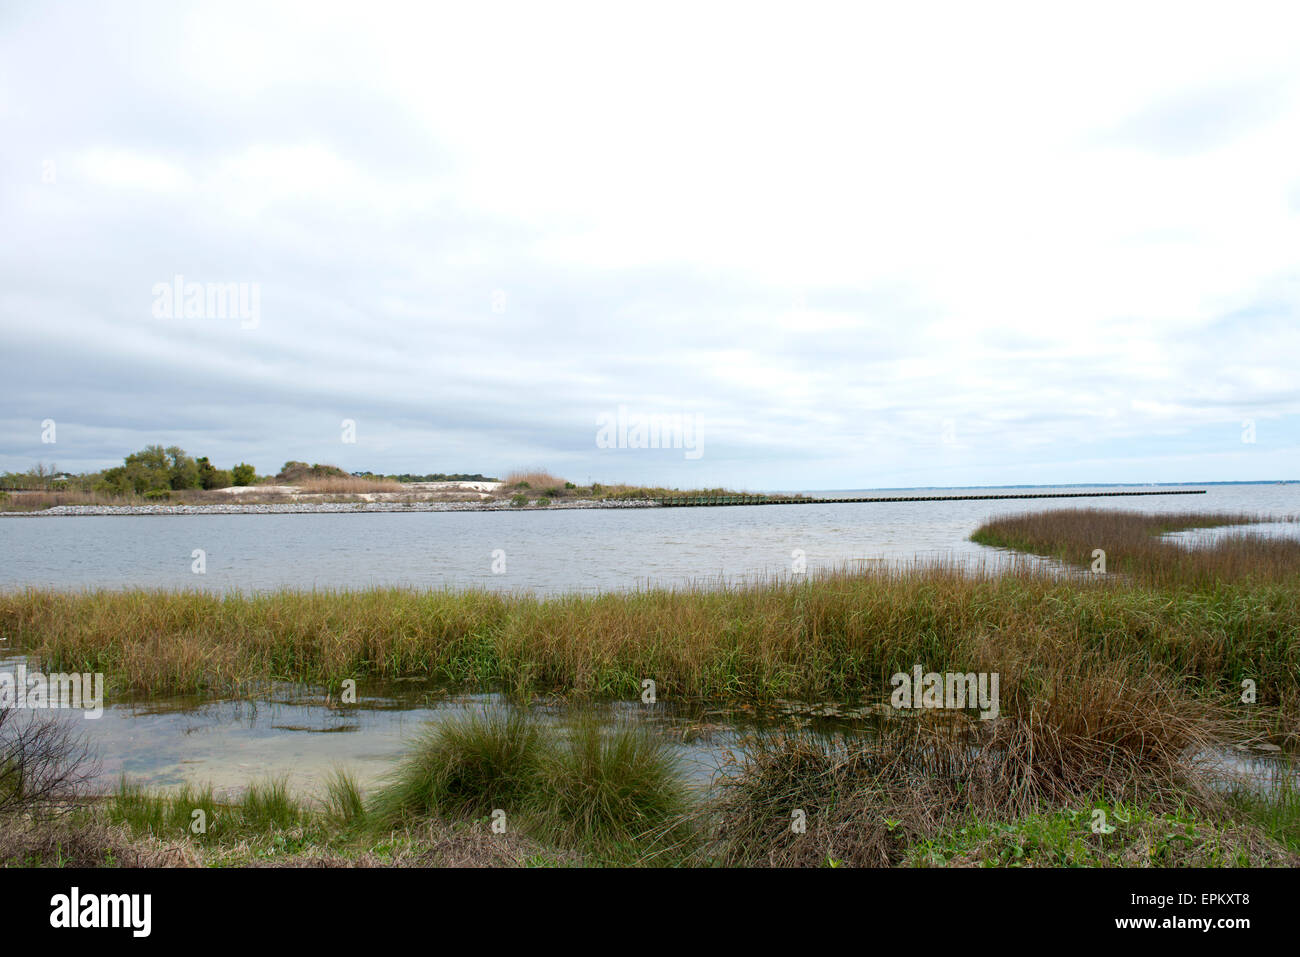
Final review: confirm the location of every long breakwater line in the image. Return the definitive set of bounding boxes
[652,489,1209,507]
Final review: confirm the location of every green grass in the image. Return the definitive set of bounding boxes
[906,802,1288,867]
[367,709,692,861]
[106,775,301,841]
[369,709,545,827]
[322,768,366,829]
[1225,776,1300,854]
[532,718,691,857]
[240,776,302,831]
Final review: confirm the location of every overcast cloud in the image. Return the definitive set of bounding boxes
[2,1,1298,489]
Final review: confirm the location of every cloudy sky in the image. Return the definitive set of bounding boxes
[2,1,1298,489]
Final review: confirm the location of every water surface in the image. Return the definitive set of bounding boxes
[3,483,1295,595]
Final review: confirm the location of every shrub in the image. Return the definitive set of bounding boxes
[0,709,97,820]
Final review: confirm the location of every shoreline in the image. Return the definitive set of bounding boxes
[0,488,1209,517]
[0,499,662,517]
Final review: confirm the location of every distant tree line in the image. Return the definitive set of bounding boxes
[1,447,257,494]
[3,451,495,493]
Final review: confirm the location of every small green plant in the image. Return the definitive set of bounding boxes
[240,777,301,831]
[510,494,529,507]
[323,768,366,829]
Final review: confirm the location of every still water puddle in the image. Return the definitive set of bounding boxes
[1,657,874,799]
[4,655,1292,801]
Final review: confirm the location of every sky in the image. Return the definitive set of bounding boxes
[2,0,1298,490]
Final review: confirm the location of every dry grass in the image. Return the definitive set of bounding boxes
[0,818,198,867]
[4,552,1299,705]
[973,508,1300,586]
[711,647,1240,866]
[0,490,154,511]
[294,476,403,494]
[501,470,567,490]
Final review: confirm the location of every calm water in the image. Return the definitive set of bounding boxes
[3,657,1289,799]
[3,484,1297,594]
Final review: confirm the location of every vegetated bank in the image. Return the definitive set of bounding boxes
[3,507,1297,866]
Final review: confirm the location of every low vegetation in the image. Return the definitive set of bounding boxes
[972,508,1300,586]
[3,507,1297,867]
[5,559,1299,713]
[5,703,1296,868]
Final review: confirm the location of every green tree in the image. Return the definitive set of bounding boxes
[231,463,257,486]
[196,457,232,490]
[105,445,171,495]
[165,447,200,490]
[98,445,203,494]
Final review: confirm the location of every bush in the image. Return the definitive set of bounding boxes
[0,710,97,820]
[277,461,348,483]
[231,463,256,486]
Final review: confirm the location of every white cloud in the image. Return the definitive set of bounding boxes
[1,0,1298,486]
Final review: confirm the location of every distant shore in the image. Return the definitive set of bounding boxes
[0,499,661,517]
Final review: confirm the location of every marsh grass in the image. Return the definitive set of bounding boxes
[5,507,1298,866]
[241,776,302,831]
[7,554,1299,706]
[322,768,366,829]
[971,508,1300,586]
[1225,774,1300,854]
[108,777,224,840]
[108,775,302,840]
[713,675,1252,870]
[369,709,545,827]
[368,709,691,859]
[533,718,691,857]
